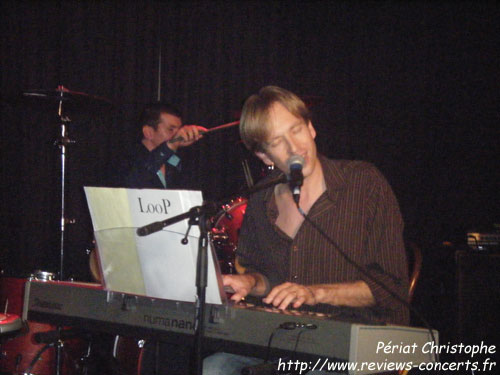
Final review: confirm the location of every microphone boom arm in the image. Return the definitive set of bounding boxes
[136,204,213,237]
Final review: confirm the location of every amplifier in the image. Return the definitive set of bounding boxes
[466,232,500,251]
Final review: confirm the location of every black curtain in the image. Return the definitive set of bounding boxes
[1,1,499,282]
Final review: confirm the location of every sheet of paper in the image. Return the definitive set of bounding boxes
[84,187,224,304]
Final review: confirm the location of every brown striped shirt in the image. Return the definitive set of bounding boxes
[237,155,409,325]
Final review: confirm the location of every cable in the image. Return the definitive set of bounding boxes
[264,328,278,363]
[243,322,317,375]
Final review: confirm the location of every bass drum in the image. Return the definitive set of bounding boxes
[211,197,247,274]
[0,275,87,375]
[113,336,145,375]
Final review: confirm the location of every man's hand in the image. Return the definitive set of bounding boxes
[263,280,375,310]
[263,282,317,310]
[168,125,207,151]
[222,274,257,303]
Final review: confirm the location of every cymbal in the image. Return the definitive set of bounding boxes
[22,85,112,105]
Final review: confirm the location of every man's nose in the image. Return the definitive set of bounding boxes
[285,137,299,155]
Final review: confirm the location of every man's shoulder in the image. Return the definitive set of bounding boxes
[320,156,385,187]
[323,157,376,172]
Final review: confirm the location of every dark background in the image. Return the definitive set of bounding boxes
[1,0,499,348]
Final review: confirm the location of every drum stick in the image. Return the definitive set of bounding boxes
[168,120,240,143]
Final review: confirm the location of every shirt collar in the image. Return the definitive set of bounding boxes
[318,154,348,200]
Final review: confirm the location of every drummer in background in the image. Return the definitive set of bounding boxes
[91,102,207,278]
[203,86,409,374]
[122,102,207,374]
[122,102,207,189]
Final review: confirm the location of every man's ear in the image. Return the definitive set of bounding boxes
[142,125,154,140]
[308,121,317,139]
[255,150,274,166]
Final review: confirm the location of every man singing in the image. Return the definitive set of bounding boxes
[204,85,409,374]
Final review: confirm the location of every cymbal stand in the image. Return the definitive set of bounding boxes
[54,86,75,282]
[53,87,74,375]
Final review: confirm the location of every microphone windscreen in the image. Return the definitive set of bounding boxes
[287,155,304,171]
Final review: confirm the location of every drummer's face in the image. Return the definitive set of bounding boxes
[150,112,182,148]
[256,102,318,178]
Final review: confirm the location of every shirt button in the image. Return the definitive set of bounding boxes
[292,245,298,252]
[292,275,298,280]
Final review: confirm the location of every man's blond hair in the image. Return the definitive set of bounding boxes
[239,86,311,152]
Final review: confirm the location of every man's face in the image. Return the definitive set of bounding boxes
[256,102,318,178]
[148,112,182,148]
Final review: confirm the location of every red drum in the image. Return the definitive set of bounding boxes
[0,313,22,334]
[113,336,145,375]
[0,276,87,375]
[211,197,247,274]
[0,277,25,316]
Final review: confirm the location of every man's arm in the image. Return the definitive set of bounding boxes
[357,166,409,325]
[167,125,206,151]
[225,261,375,310]
[262,280,375,310]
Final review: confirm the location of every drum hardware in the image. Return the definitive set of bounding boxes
[20,329,88,375]
[211,197,248,275]
[0,313,23,335]
[23,86,74,281]
[22,87,112,108]
[21,86,112,282]
[113,336,145,375]
[23,341,57,375]
[31,271,56,282]
[0,276,88,375]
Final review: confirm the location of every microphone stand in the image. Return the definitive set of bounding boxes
[135,176,288,375]
[194,211,209,375]
[136,203,215,375]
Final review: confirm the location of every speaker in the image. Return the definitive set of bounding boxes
[455,251,499,358]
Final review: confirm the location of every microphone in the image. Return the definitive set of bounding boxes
[287,155,304,204]
[136,221,167,236]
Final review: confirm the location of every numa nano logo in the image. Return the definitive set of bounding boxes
[33,297,63,310]
[143,314,194,331]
